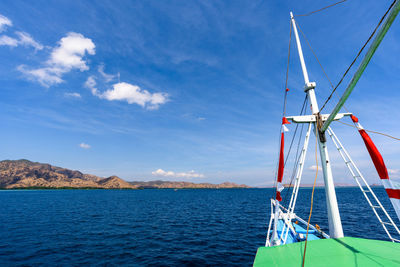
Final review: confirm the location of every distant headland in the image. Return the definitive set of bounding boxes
[0,159,249,189]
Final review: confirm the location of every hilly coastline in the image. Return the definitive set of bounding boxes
[0,160,249,189]
[129,180,249,189]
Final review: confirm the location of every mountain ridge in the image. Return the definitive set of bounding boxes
[0,159,249,189]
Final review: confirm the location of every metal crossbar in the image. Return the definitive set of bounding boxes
[327,127,400,242]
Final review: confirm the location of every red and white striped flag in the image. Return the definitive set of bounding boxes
[351,115,400,221]
[276,117,290,202]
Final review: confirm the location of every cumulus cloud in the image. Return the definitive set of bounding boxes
[152,169,204,179]
[99,82,168,110]
[0,14,12,32]
[79,143,90,149]
[18,32,95,87]
[85,77,168,110]
[85,68,168,110]
[64,92,81,98]
[49,32,95,71]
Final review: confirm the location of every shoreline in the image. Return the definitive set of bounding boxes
[0,185,383,190]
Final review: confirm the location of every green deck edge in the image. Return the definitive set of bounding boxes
[253,237,400,267]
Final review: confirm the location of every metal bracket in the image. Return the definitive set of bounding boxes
[316,113,326,142]
[304,81,316,92]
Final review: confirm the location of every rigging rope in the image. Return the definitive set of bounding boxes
[282,96,308,206]
[338,120,400,141]
[295,21,350,113]
[284,96,308,167]
[272,20,293,198]
[272,96,306,200]
[302,124,319,267]
[295,21,334,89]
[283,21,293,116]
[319,0,397,112]
[295,0,348,17]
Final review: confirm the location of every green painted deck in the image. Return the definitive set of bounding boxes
[253,237,400,266]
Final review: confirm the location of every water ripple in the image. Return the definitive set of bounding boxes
[0,188,398,265]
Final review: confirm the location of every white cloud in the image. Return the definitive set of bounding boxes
[85,70,168,110]
[0,14,42,50]
[64,92,81,98]
[79,143,90,149]
[98,64,116,82]
[309,165,322,171]
[388,169,400,178]
[98,82,168,110]
[17,65,63,87]
[0,35,18,46]
[84,75,98,95]
[18,32,95,87]
[49,32,95,71]
[0,14,12,32]
[15,32,43,50]
[152,169,204,179]
[0,32,43,50]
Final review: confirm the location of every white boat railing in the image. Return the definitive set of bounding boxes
[266,199,330,246]
[276,200,330,239]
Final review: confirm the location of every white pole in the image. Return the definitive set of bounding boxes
[290,12,319,114]
[317,127,344,238]
[290,12,344,238]
[290,12,309,84]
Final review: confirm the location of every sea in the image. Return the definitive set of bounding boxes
[0,187,398,266]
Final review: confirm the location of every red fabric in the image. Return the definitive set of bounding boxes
[282,117,290,125]
[386,189,400,199]
[359,129,389,180]
[276,191,282,202]
[277,132,285,183]
[351,115,359,123]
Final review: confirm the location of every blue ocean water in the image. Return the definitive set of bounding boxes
[0,188,398,266]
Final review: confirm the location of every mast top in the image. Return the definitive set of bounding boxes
[290,12,319,114]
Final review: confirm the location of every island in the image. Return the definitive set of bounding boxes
[0,159,249,189]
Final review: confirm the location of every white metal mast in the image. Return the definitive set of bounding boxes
[290,12,344,238]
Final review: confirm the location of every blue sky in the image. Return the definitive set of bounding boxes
[0,0,399,186]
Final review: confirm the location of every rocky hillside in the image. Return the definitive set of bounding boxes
[0,160,249,189]
[0,159,136,189]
